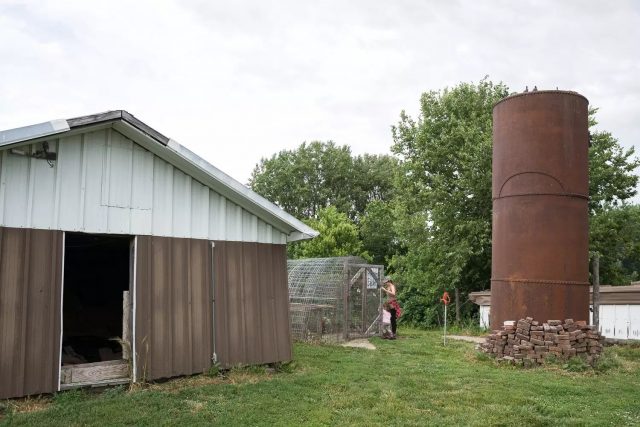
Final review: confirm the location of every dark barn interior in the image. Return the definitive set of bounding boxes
[62,233,130,364]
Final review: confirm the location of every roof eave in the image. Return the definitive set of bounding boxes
[0,119,69,148]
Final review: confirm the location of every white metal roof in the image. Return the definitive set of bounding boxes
[0,111,318,242]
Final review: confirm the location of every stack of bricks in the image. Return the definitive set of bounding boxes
[479,317,604,367]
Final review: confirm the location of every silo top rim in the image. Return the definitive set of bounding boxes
[493,90,589,109]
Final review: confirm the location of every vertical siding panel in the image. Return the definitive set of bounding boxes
[2,150,30,227]
[162,237,174,378]
[106,132,133,208]
[83,131,108,232]
[187,240,204,372]
[190,182,209,240]
[272,245,292,361]
[214,241,230,366]
[242,211,258,242]
[78,135,88,228]
[209,192,227,241]
[23,230,59,394]
[171,238,189,376]
[0,151,6,223]
[226,203,243,242]
[189,239,210,372]
[0,227,62,399]
[51,232,63,392]
[0,229,24,397]
[172,171,191,237]
[258,244,277,362]
[30,144,57,229]
[25,148,35,227]
[131,145,154,209]
[257,220,267,243]
[205,241,213,369]
[243,243,262,364]
[106,134,133,234]
[228,242,246,364]
[57,135,83,231]
[17,230,31,396]
[152,159,173,236]
[130,208,152,235]
[130,146,154,235]
[149,237,163,378]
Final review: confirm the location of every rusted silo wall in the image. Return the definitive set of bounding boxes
[490,91,589,328]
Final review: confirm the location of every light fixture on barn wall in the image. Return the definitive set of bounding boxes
[10,141,57,167]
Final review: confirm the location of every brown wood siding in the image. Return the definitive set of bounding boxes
[0,227,63,399]
[213,241,292,367]
[135,236,212,381]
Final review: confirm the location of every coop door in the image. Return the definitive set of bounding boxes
[346,264,383,338]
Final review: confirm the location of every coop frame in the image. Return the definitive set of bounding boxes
[288,257,384,343]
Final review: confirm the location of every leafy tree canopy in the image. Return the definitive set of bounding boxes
[390,79,508,325]
[249,141,398,221]
[358,200,399,266]
[590,205,640,285]
[288,206,370,260]
[588,108,640,213]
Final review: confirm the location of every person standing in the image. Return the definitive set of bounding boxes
[382,278,401,338]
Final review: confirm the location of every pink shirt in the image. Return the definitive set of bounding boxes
[382,310,391,324]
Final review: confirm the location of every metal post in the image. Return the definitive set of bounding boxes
[343,262,349,341]
[361,269,366,335]
[593,253,600,331]
[443,304,447,346]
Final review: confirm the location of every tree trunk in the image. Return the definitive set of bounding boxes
[454,287,461,325]
[593,254,600,330]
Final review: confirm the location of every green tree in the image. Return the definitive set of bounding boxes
[351,154,399,218]
[390,79,507,326]
[288,206,369,260]
[358,200,399,266]
[249,142,398,222]
[590,205,640,285]
[249,141,353,219]
[588,108,640,213]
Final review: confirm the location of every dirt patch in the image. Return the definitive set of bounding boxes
[342,339,376,350]
[447,335,486,344]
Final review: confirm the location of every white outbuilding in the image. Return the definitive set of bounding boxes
[469,284,640,340]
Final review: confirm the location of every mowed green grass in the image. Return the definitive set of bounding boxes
[2,329,640,426]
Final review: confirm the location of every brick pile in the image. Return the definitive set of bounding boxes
[479,317,604,367]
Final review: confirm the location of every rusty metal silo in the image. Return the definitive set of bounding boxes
[490,90,590,328]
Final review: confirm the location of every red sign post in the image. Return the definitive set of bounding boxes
[441,292,450,345]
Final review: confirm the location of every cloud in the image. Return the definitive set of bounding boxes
[1,0,638,188]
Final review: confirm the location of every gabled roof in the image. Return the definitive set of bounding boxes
[0,110,318,242]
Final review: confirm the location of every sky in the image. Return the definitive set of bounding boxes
[1,0,639,187]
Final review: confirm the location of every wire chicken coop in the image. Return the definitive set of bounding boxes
[287,257,384,343]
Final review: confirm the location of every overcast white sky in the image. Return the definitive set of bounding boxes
[1,0,639,187]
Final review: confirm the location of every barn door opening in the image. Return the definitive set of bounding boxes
[60,233,131,388]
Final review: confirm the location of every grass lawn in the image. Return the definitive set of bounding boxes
[2,329,639,426]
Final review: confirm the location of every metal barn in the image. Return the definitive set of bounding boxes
[0,111,318,399]
[287,257,384,343]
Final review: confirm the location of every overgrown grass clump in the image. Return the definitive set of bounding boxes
[2,329,639,426]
